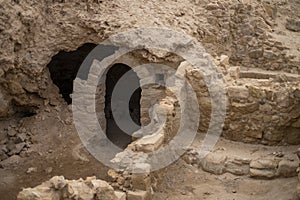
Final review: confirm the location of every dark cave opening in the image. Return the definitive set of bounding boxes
[104,63,142,149]
[47,43,97,104]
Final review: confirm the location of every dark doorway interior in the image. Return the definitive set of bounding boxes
[105,64,142,149]
[47,43,97,104]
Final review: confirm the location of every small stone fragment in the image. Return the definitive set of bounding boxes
[27,167,38,174]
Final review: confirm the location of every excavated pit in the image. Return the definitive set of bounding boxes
[0,0,300,199]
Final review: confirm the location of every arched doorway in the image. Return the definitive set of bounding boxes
[47,45,142,149]
[104,63,142,149]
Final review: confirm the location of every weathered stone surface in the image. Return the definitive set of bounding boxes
[227,86,249,99]
[185,145,300,179]
[64,180,94,200]
[127,190,150,200]
[220,55,229,66]
[18,176,119,200]
[248,49,263,59]
[249,168,276,178]
[225,158,250,176]
[115,191,126,200]
[0,155,21,168]
[49,176,67,190]
[286,18,300,32]
[250,158,278,178]
[9,142,26,155]
[277,157,299,177]
[17,187,60,200]
[250,158,277,169]
[134,132,164,153]
[131,173,151,191]
[200,153,227,175]
[227,66,240,80]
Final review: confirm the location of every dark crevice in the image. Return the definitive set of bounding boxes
[104,63,142,149]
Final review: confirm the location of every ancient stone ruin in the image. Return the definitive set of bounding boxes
[0,0,300,199]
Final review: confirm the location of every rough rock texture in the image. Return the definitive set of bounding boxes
[183,139,300,179]
[0,0,299,118]
[17,176,122,200]
[186,59,300,145]
[0,124,32,163]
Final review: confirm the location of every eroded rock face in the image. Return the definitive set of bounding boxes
[0,0,299,118]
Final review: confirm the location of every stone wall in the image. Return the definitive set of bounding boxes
[183,143,299,179]
[17,176,127,200]
[185,58,300,145]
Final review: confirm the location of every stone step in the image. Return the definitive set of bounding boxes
[239,67,300,81]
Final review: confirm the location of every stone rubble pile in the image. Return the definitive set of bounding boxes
[17,176,127,200]
[0,124,33,167]
[108,169,152,200]
[18,173,154,200]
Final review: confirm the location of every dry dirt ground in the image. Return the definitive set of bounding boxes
[154,161,298,200]
[0,102,298,200]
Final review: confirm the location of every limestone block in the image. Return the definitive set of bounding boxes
[277,156,299,177]
[131,173,151,191]
[63,180,94,200]
[227,66,240,79]
[250,158,277,169]
[248,48,263,59]
[250,158,278,178]
[249,168,276,178]
[248,85,266,99]
[225,157,250,175]
[115,191,126,200]
[227,86,249,99]
[49,176,67,190]
[135,133,164,153]
[244,130,263,139]
[17,187,60,200]
[127,190,150,200]
[200,153,227,175]
[220,55,229,66]
[205,3,219,10]
[231,102,259,114]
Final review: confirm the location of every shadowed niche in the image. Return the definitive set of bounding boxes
[104,63,142,149]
